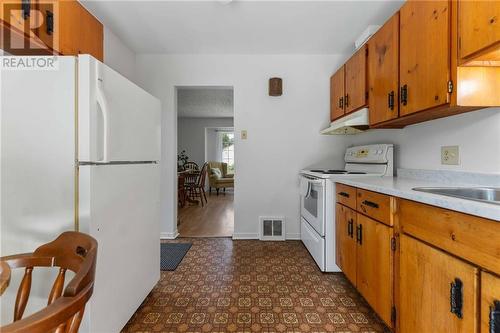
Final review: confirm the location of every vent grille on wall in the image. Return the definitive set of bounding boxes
[259,216,285,241]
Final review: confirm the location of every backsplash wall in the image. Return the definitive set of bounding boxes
[345,107,500,174]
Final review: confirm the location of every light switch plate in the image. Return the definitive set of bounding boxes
[441,146,460,165]
[241,130,248,140]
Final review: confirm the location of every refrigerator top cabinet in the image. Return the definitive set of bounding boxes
[78,55,161,163]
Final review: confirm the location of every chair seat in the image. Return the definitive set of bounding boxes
[217,178,234,184]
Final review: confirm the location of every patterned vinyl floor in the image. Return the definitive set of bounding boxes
[121,238,389,333]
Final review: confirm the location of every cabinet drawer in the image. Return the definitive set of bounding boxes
[336,183,356,209]
[399,199,500,275]
[356,188,392,226]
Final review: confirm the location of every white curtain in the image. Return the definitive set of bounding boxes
[215,131,224,162]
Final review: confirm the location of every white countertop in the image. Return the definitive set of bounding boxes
[335,176,500,221]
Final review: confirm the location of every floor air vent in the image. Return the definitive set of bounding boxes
[259,216,285,241]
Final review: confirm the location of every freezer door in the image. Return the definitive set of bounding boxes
[78,163,160,333]
[78,55,161,163]
[1,56,76,324]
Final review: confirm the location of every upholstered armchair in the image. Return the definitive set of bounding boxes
[207,161,234,195]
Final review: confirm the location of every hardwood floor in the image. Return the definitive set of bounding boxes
[178,191,234,237]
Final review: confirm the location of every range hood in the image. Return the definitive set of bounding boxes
[320,108,370,135]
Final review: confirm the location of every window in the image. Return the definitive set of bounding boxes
[221,132,234,173]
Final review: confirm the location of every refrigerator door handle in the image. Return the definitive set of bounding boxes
[95,74,109,163]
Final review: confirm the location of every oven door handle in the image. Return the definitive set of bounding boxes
[307,179,324,185]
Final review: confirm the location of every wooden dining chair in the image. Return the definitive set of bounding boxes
[183,162,199,186]
[185,162,209,207]
[0,231,98,333]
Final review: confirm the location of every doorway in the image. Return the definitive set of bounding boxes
[176,87,234,237]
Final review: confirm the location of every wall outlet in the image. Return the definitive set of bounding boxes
[441,146,460,165]
[241,130,248,140]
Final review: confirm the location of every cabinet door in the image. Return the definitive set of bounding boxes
[400,235,478,333]
[481,272,500,333]
[368,12,399,125]
[80,4,103,61]
[356,213,393,327]
[345,44,368,114]
[330,66,345,121]
[59,0,81,56]
[459,1,500,61]
[400,1,450,116]
[335,204,356,285]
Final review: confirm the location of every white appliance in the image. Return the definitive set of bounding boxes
[320,108,370,135]
[299,144,394,271]
[1,55,161,332]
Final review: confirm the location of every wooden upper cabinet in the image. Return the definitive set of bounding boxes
[344,44,368,114]
[368,12,399,125]
[459,0,500,64]
[481,272,500,333]
[335,204,356,286]
[59,1,103,61]
[399,1,451,117]
[356,214,393,327]
[400,235,478,333]
[0,0,103,61]
[330,66,345,121]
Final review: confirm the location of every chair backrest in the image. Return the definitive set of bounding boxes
[207,161,227,177]
[198,162,209,187]
[183,161,199,172]
[1,231,98,333]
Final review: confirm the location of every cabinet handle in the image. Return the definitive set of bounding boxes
[347,219,354,238]
[400,84,408,106]
[450,278,463,319]
[339,97,344,109]
[22,0,30,19]
[388,91,395,110]
[46,10,54,35]
[361,200,379,209]
[345,94,349,108]
[490,300,500,333]
[356,224,362,244]
[338,192,349,198]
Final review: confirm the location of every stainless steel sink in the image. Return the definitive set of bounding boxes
[412,187,500,205]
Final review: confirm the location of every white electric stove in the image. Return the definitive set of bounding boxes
[299,144,394,271]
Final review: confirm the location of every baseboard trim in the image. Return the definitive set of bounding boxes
[286,233,301,240]
[232,233,258,240]
[160,231,179,239]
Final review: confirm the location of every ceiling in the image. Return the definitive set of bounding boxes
[82,1,403,55]
[177,87,234,118]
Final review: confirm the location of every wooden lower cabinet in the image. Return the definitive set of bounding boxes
[335,203,356,285]
[335,198,394,328]
[400,234,478,333]
[356,213,393,327]
[481,272,500,333]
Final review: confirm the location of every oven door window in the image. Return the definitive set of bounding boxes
[304,187,318,218]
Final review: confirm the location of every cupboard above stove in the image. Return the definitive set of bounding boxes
[329,0,500,129]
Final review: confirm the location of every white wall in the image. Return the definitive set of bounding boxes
[103,27,136,83]
[135,54,347,239]
[345,107,500,174]
[178,117,234,167]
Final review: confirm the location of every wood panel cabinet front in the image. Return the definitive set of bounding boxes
[344,44,368,114]
[400,235,478,333]
[335,204,357,286]
[330,66,345,121]
[368,12,399,125]
[481,271,500,333]
[356,213,393,327]
[459,0,500,63]
[399,0,450,116]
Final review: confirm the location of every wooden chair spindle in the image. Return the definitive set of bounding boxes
[14,267,33,321]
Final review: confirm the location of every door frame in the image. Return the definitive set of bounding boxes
[173,85,235,237]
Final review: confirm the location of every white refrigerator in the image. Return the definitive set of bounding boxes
[1,55,161,332]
